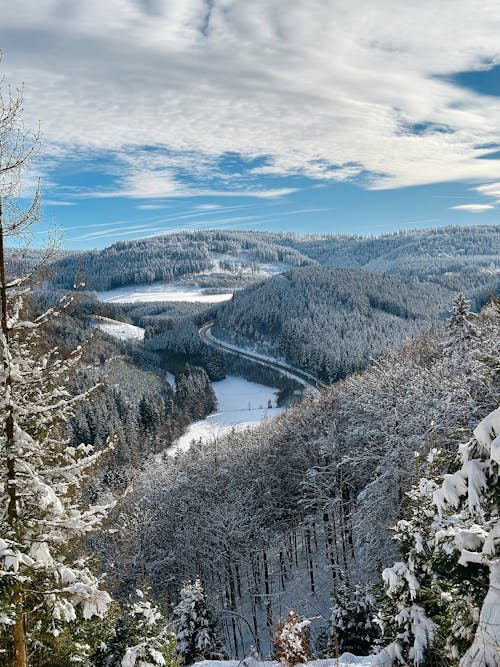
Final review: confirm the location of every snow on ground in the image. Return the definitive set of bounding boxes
[165,371,176,388]
[96,283,233,304]
[192,657,372,667]
[169,376,284,455]
[211,252,288,277]
[94,316,145,341]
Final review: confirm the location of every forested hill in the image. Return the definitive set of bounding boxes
[291,224,500,294]
[46,231,313,291]
[42,225,499,293]
[116,298,500,661]
[213,266,457,382]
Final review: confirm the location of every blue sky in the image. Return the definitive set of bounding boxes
[1,1,500,249]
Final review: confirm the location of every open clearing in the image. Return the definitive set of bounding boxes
[97,283,233,304]
[170,375,283,454]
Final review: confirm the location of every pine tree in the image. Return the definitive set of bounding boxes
[446,292,478,350]
[373,452,443,667]
[120,589,177,667]
[0,81,113,665]
[330,584,378,656]
[170,579,221,665]
[375,404,500,666]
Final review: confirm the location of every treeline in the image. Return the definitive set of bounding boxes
[41,225,499,296]
[122,300,210,336]
[108,298,499,658]
[214,266,454,382]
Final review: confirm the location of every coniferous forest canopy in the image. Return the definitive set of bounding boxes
[1,55,500,667]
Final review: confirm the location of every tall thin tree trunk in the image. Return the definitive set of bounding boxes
[304,527,315,593]
[262,550,273,632]
[0,199,27,667]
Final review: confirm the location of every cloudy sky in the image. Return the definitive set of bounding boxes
[1,1,500,248]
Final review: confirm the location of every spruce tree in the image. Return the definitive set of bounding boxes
[0,80,113,666]
[446,292,478,350]
[170,579,221,665]
[120,589,177,667]
[375,406,500,666]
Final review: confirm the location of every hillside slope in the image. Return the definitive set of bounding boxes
[43,226,499,297]
[214,266,454,382]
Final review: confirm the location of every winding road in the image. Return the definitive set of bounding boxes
[199,322,326,391]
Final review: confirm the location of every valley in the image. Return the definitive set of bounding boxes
[3,12,500,664]
[3,224,500,667]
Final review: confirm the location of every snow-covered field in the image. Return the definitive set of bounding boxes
[211,252,288,277]
[192,657,372,667]
[94,317,145,341]
[97,283,233,304]
[170,376,284,455]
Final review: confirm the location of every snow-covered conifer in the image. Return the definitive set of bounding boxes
[446,292,478,350]
[0,82,113,666]
[170,579,221,664]
[120,589,177,667]
[375,400,500,666]
[330,584,378,656]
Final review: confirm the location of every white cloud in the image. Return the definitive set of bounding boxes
[3,1,500,191]
[475,182,500,199]
[449,203,495,212]
[73,171,298,200]
[43,199,77,206]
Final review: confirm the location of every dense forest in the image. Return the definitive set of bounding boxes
[37,226,500,297]
[213,266,455,382]
[2,224,499,666]
[108,294,500,664]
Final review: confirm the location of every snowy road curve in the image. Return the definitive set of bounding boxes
[199,322,326,391]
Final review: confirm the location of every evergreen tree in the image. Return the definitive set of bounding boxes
[330,584,378,656]
[375,401,500,666]
[0,82,113,666]
[446,292,478,349]
[170,579,221,664]
[120,589,177,667]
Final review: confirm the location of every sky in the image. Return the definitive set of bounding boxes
[1,1,500,249]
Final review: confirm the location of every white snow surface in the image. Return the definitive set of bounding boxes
[191,657,372,667]
[94,316,145,341]
[97,283,233,304]
[169,376,283,455]
[165,372,176,389]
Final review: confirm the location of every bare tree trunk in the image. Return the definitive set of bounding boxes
[0,199,27,667]
[262,550,273,632]
[304,526,315,593]
[13,601,27,667]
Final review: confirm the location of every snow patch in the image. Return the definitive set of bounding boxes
[169,376,283,455]
[191,658,372,667]
[94,316,145,341]
[97,283,233,304]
